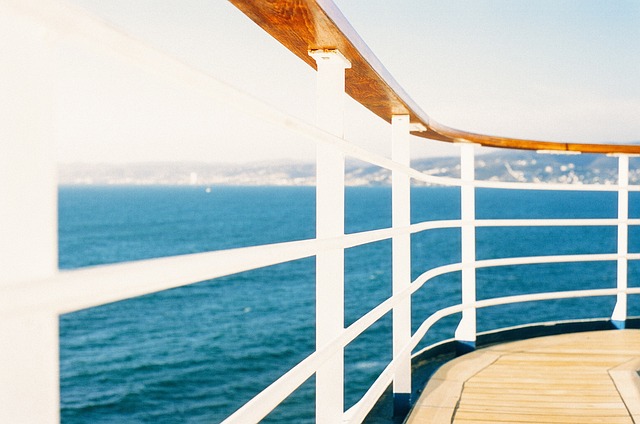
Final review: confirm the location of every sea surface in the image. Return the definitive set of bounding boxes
[58,186,640,423]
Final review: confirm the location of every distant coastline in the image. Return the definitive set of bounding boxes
[58,150,639,187]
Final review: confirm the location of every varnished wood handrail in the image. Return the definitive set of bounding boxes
[229,0,640,154]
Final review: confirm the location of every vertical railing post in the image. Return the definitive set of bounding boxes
[0,3,60,422]
[455,143,477,353]
[309,49,351,424]
[391,115,412,416]
[612,154,629,329]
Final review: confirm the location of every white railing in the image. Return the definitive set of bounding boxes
[1,1,637,423]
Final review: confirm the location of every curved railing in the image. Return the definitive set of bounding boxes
[1,1,638,424]
[229,0,640,155]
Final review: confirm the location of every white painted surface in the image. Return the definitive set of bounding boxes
[456,143,477,343]
[392,115,412,397]
[613,155,629,323]
[309,49,350,424]
[0,1,59,422]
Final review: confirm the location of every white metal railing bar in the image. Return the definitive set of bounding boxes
[391,114,413,415]
[473,178,640,192]
[476,218,640,227]
[2,216,487,319]
[475,287,640,310]
[220,353,316,423]
[475,253,620,269]
[410,288,640,361]
[410,287,640,382]
[0,221,466,318]
[0,238,319,317]
[312,49,350,423]
[0,234,368,317]
[456,143,477,344]
[2,3,59,420]
[613,155,630,324]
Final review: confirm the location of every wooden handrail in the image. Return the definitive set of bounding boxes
[229,0,640,154]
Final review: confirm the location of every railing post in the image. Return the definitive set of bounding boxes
[0,3,60,422]
[612,154,629,329]
[455,143,477,353]
[309,49,351,424]
[391,115,412,416]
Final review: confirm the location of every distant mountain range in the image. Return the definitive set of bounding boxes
[59,149,640,186]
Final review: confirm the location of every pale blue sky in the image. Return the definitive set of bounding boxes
[57,0,640,164]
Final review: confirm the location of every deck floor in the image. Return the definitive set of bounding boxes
[406,329,640,423]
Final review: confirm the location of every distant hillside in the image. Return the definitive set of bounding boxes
[411,150,630,185]
[59,149,640,186]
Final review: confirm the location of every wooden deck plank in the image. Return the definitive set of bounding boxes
[459,392,623,403]
[459,386,618,396]
[452,410,633,423]
[462,381,614,389]
[407,330,640,424]
[455,404,629,415]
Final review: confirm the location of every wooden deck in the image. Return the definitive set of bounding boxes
[407,330,640,423]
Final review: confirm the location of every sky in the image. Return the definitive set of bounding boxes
[56,0,640,164]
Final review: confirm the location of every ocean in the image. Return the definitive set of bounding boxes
[58,186,640,423]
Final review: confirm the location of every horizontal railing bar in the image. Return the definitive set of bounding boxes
[407,254,640,363]
[0,224,428,316]
[409,219,462,233]
[475,219,635,227]
[473,179,633,192]
[5,227,626,342]
[403,252,636,358]
[407,253,633,312]
[0,238,323,317]
[2,220,470,317]
[412,288,640,356]
[410,288,640,360]
[475,253,619,269]
[476,287,640,310]
[412,288,640,352]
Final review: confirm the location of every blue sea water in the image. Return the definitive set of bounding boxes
[58,186,640,423]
